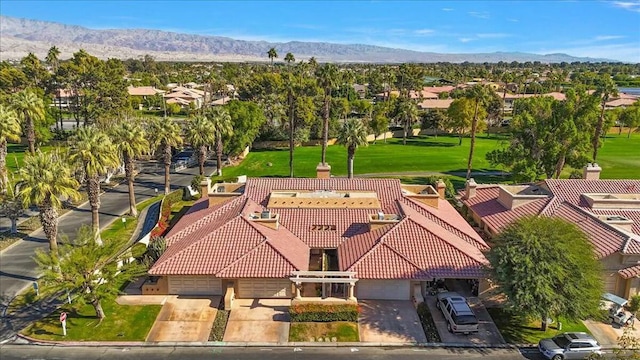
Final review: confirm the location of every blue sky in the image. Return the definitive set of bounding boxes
[2,0,640,62]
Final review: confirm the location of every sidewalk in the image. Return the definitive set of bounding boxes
[0,161,216,342]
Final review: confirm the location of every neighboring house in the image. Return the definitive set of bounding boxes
[418,99,454,110]
[163,86,205,109]
[352,84,367,99]
[460,164,640,299]
[145,168,491,304]
[52,88,76,109]
[606,98,637,109]
[128,86,165,109]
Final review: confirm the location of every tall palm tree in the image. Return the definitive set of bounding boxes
[337,118,368,179]
[316,64,340,165]
[11,90,45,154]
[18,150,80,257]
[398,99,419,145]
[267,48,278,68]
[283,72,297,178]
[205,107,234,177]
[45,46,61,73]
[308,57,318,70]
[149,119,183,194]
[0,105,22,193]
[284,52,295,65]
[464,84,491,180]
[110,122,149,217]
[593,76,618,161]
[185,116,215,176]
[69,126,119,244]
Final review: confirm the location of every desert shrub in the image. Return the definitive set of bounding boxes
[417,302,441,342]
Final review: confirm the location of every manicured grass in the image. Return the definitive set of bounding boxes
[135,195,163,213]
[6,144,53,175]
[289,322,359,342]
[486,307,591,344]
[22,299,161,341]
[216,134,640,183]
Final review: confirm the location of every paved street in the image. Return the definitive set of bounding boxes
[0,161,215,311]
[0,345,547,360]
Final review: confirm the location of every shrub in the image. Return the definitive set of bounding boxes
[417,302,441,342]
[628,295,640,314]
[289,303,359,322]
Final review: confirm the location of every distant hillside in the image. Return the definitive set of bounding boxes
[0,16,616,63]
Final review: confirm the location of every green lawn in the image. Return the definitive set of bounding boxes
[216,134,640,183]
[22,299,161,341]
[6,143,53,175]
[289,322,359,342]
[486,307,591,344]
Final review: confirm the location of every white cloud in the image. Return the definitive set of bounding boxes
[612,1,640,12]
[441,8,454,11]
[414,29,435,36]
[468,11,490,19]
[507,18,519,22]
[476,33,511,39]
[459,38,475,43]
[594,35,625,41]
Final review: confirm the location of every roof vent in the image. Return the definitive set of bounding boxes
[369,213,400,231]
[217,186,226,193]
[261,210,271,219]
[598,214,634,233]
[250,211,279,230]
[377,211,385,220]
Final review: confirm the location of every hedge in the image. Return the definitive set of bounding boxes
[289,303,360,322]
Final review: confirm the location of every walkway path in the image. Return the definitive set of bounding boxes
[0,161,216,341]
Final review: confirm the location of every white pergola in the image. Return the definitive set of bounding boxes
[290,271,358,301]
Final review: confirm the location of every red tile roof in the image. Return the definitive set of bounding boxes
[152,178,488,280]
[619,265,640,279]
[461,179,640,258]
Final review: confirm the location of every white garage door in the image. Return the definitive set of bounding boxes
[238,279,292,298]
[357,280,410,300]
[168,276,222,295]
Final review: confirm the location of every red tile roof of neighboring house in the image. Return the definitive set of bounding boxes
[461,179,640,258]
[418,99,454,109]
[127,86,164,96]
[606,98,637,107]
[151,177,488,280]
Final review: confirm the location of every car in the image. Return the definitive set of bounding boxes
[538,332,602,360]
[435,291,479,334]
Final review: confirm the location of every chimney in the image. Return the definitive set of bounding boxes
[583,163,602,180]
[200,178,211,198]
[436,179,446,199]
[464,178,478,199]
[316,163,331,179]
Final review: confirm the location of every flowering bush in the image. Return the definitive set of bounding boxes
[289,303,359,322]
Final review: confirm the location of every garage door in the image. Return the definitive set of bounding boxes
[168,276,222,295]
[238,279,292,298]
[357,280,410,300]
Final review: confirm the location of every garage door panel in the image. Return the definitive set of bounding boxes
[357,280,410,300]
[168,276,222,295]
[238,279,291,298]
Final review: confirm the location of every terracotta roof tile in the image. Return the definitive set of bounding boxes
[347,243,430,279]
[544,179,640,208]
[619,265,640,279]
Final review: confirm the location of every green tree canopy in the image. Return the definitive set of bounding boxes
[225,100,266,157]
[487,216,603,330]
[34,225,147,319]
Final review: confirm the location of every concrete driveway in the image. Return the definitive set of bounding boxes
[426,296,505,345]
[223,299,291,343]
[359,300,427,343]
[145,296,219,342]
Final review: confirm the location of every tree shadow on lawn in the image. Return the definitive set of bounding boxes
[398,138,456,148]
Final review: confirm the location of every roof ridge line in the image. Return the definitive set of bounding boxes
[242,216,301,270]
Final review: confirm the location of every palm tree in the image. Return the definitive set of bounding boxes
[185,116,215,176]
[308,57,318,69]
[11,90,45,154]
[18,150,80,257]
[464,84,491,180]
[337,119,368,179]
[316,64,340,165]
[267,47,278,68]
[593,75,618,161]
[283,72,297,178]
[69,126,119,244]
[149,119,183,194]
[0,105,22,193]
[205,107,233,177]
[397,99,419,145]
[110,122,149,217]
[284,52,295,65]
[45,46,61,72]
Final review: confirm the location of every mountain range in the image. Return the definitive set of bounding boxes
[0,16,616,63]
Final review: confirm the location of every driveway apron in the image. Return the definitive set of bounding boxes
[359,300,427,343]
[223,299,291,343]
[145,296,219,342]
